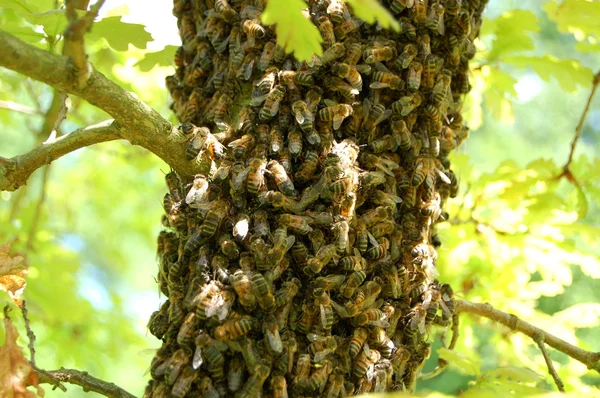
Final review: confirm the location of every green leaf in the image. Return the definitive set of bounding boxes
[0,0,39,15]
[482,67,517,124]
[134,45,178,72]
[544,0,600,41]
[262,0,323,62]
[344,0,399,31]
[87,16,153,51]
[503,55,593,92]
[1,23,45,43]
[437,347,481,376]
[575,40,600,53]
[481,10,540,62]
[24,8,67,38]
[474,367,546,395]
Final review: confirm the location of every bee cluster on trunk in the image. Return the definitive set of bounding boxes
[147,0,487,396]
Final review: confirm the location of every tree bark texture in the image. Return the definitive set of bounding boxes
[146,0,487,396]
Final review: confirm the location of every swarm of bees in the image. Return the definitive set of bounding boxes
[147,0,487,396]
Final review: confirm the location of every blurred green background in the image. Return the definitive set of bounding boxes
[0,0,599,396]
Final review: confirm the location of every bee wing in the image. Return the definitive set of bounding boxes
[366,230,379,247]
[192,346,203,370]
[323,99,337,107]
[266,327,283,353]
[320,303,328,329]
[373,62,390,73]
[285,235,296,252]
[439,300,453,319]
[270,100,281,117]
[435,167,451,184]
[331,299,349,318]
[244,59,255,81]
[332,115,345,130]
[370,319,390,328]
[250,92,268,106]
[437,13,446,35]
[355,64,372,74]
[370,82,391,89]
[216,33,231,53]
[379,109,392,124]
[362,97,372,117]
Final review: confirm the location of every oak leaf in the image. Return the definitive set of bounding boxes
[0,243,28,307]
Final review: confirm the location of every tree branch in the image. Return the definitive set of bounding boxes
[0,120,121,191]
[562,70,600,173]
[534,331,565,393]
[0,30,197,187]
[0,100,41,115]
[35,367,136,398]
[456,300,600,374]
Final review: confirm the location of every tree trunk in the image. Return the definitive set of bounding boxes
[146,0,487,396]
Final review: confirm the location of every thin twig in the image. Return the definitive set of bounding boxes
[456,300,600,374]
[36,367,135,398]
[562,71,600,173]
[25,165,51,252]
[20,300,37,366]
[0,100,41,115]
[47,92,69,142]
[0,120,122,191]
[534,332,565,393]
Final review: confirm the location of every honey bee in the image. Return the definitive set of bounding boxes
[199,199,229,238]
[363,44,396,64]
[263,191,301,213]
[391,93,422,118]
[318,16,336,48]
[147,302,169,340]
[348,327,368,358]
[262,314,283,354]
[171,365,197,398]
[293,354,312,390]
[324,76,359,100]
[440,283,456,321]
[399,17,417,40]
[230,269,256,309]
[365,236,390,260]
[295,151,319,183]
[314,289,335,334]
[307,359,333,393]
[370,65,403,90]
[318,101,354,130]
[313,274,345,293]
[352,308,390,328]
[267,227,296,265]
[390,0,414,14]
[180,15,196,46]
[392,43,416,72]
[258,41,275,71]
[331,62,365,91]
[427,2,445,35]
[353,345,381,378]
[320,42,346,66]
[339,250,367,272]
[182,90,200,124]
[291,239,309,267]
[165,348,191,386]
[305,85,323,115]
[370,327,395,359]
[238,362,270,397]
[454,8,471,36]
[361,99,391,141]
[325,373,346,398]
[279,214,313,235]
[361,153,400,177]
[242,18,266,39]
[291,100,315,128]
[227,356,245,393]
[176,312,196,346]
[334,18,363,40]
[308,335,337,363]
[413,0,428,24]
[215,315,255,342]
[409,303,428,335]
[271,375,288,398]
[407,61,423,92]
[259,85,286,122]
[250,271,276,312]
[306,244,339,276]
[341,270,367,298]
[327,0,349,24]
[297,302,317,335]
[274,277,301,308]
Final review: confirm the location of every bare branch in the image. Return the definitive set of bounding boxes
[0,30,196,182]
[0,100,41,115]
[20,301,37,366]
[63,0,106,88]
[534,332,565,393]
[0,120,121,191]
[35,367,136,398]
[456,299,600,374]
[562,71,600,173]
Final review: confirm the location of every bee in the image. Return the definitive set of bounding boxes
[274,277,301,309]
[171,365,197,398]
[291,100,315,128]
[365,237,389,260]
[407,61,423,92]
[238,362,270,397]
[319,101,354,130]
[259,85,286,122]
[307,359,333,393]
[320,42,346,66]
[199,199,230,238]
[390,0,414,14]
[245,158,268,195]
[432,71,452,105]
[215,0,238,22]
[284,128,302,157]
[182,90,200,124]
[251,271,276,312]
[361,99,391,141]
[427,2,445,34]
[242,18,266,39]
[306,244,338,276]
[308,335,337,363]
[363,44,396,64]
[332,218,350,253]
[352,308,390,328]
[339,250,367,272]
[369,219,395,239]
[334,18,363,40]
[147,302,170,340]
[370,66,403,91]
[394,43,418,70]
[454,9,471,36]
[327,0,349,24]
[263,314,283,354]
[271,375,288,398]
[353,346,381,378]
[409,303,428,335]
[176,312,196,346]
[293,354,312,390]
[324,76,359,100]
[305,86,323,115]
[279,70,315,87]
[227,357,245,393]
[318,15,336,48]
[331,62,364,91]
[348,327,368,358]
[165,348,190,386]
[399,17,417,40]
[295,151,319,183]
[313,274,345,293]
[391,93,422,119]
[422,54,442,89]
[230,269,256,309]
[180,15,196,46]
[215,315,255,341]
[314,289,335,334]
[263,190,301,213]
[440,283,456,321]
[279,214,313,235]
[341,270,367,299]
[297,303,317,335]
[325,373,346,398]
[414,0,428,24]
[258,41,276,71]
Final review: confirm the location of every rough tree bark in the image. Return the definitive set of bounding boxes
[145,0,488,397]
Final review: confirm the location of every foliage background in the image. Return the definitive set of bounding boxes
[0,0,599,396]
